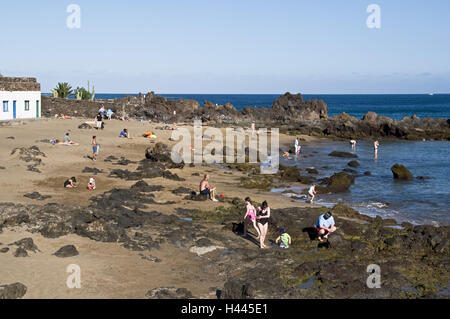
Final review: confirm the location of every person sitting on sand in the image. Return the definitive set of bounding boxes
[88,177,96,190]
[98,106,106,118]
[308,184,317,204]
[120,128,132,139]
[64,177,77,188]
[106,109,114,120]
[62,133,79,145]
[199,174,218,202]
[276,229,291,249]
[256,201,270,249]
[243,197,261,239]
[314,211,337,242]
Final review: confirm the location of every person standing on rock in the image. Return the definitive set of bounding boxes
[308,184,317,204]
[243,197,260,239]
[314,211,336,242]
[256,201,270,249]
[199,174,218,202]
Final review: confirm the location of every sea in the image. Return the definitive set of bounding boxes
[44,93,450,225]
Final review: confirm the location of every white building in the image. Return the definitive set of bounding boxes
[0,76,41,121]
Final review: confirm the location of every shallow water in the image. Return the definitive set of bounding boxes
[277,140,450,226]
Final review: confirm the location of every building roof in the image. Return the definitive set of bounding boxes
[0,77,41,91]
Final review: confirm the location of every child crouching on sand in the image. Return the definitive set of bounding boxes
[276,229,291,248]
[88,178,96,190]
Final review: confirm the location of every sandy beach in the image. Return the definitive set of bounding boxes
[0,117,317,298]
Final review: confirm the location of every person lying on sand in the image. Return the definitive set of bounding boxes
[199,174,218,202]
[64,177,77,188]
[314,211,337,242]
[62,133,79,145]
[119,129,132,139]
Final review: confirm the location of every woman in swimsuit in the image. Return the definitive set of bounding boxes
[256,201,271,249]
[243,197,260,239]
[64,177,77,188]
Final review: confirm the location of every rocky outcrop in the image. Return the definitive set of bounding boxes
[0,283,27,299]
[391,164,413,180]
[53,245,79,258]
[42,94,450,140]
[317,172,355,193]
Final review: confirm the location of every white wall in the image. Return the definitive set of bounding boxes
[0,91,41,120]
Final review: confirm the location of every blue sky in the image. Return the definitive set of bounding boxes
[1,0,449,93]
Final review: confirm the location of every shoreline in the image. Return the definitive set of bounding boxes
[0,117,449,299]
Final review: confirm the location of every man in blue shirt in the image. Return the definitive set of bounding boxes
[314,211,337,242]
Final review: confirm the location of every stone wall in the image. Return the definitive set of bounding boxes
[0,77,40,91]
[42,96,114,118]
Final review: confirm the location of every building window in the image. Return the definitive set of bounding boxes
[3,101,8,112]
[25,100,30,111]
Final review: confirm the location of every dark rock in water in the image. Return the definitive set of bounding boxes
[53,245,79,258]
[317,172,355,193]
[391,164,413,180]
[24,192,51,201]
[14,247,28,257]
[280,166,310,184]
[0,283,27,299]
[221,280,254,299]
[329,151,358,158]
[172,187,194,195]
[347,160,360,167]
[0,247,9,253]
[10,238,39,253]
[145,287,193,299]
[364,171,371,176]
[306,168,319,174]
[416,176,431,180]
[78,123,93,129]
[82,167,103,175]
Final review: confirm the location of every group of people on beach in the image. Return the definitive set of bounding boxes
[64,176,96,190]
[243,197,336,248]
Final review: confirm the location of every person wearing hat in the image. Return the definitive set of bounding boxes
[314,211,336,242]
[276,229,291,249]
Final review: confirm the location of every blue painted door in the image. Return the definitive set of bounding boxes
[13,101,17,119]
